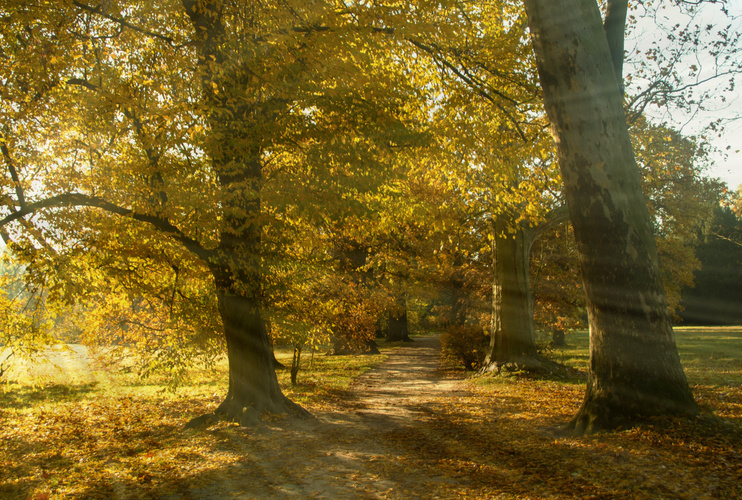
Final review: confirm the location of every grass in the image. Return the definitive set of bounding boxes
[548,326,742,388]
[274,347,386,407]
[2,328,741,499]
[0,346,386,500]
[506,326,742,427]
[457,327,742,499]
[674,326,742,386]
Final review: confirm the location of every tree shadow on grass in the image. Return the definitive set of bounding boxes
[67,402,740,500]
[0,381,99,409]
[9,332,742,499]
[13,383,741,500]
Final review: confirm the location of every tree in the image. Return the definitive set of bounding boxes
[680,203,742,325]
[630,116,724,318]
[326,234,383,355]
[623,1,742,129]
[522,0,698,433]
[530,117,720,345]
[531,223,585,345]
[383,292,412,342]
[0,0,417,425]
[399,1,570,371]
[405,0,738,376]
[480,205,569,373]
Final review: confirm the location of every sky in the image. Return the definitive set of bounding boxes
[709,118,742,190]
[627,1,742,190]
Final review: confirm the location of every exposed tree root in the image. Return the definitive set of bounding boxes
[183,413,218,430]
[567,388,699,436]
[478,355,581,380]
[184,395,311,430]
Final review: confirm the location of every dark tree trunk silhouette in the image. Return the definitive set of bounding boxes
[386,293,412,342]
[551,329,566,347]
[290,345,302,386]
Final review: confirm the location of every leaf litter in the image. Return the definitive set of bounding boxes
[2,336,741,499]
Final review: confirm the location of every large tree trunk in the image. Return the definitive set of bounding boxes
[481,220,541,373]
[214,280,307,425]
[523,0,698,433]
[183,0,306,426]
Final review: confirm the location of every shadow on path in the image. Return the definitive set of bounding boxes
[172,335,479,499]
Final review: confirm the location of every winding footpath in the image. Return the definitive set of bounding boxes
[188,336,475,499]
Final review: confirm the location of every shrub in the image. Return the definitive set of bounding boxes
[440,323,489,371]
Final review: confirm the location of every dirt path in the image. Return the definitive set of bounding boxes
[184,336,476,499]
[11,335,739,499]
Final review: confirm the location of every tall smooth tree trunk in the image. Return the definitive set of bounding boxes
[481,220,540,372]
[523,0,698,433]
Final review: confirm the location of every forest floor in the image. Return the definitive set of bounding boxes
[3,332,742,499]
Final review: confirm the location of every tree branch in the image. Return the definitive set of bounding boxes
[712,231,742,248]
[0,133,26,209]
[0,193,213,262]
[530,203,570,245]
[71,1,176,45]
[407,39,529,143]
[603,0,628,94]
[66,77,100,92]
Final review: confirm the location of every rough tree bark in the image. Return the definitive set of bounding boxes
[522,0,698,433]
[480,207,569,373]
[212,274,306,424]
[480,219,540,372]
[183,0,307,426]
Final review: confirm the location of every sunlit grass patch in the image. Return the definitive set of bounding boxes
[544,326,742,386]
[2,330,740,500]
[548,329,590,371]
[0,345,385,500]
[674,326,742,387]
[275,349,386,408]
[474,326,742,429]
[460,331,742,499]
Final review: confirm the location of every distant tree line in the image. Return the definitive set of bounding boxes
[680,203,742,325]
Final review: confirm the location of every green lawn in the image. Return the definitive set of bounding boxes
[551,326,742,387]
[2,330,740,500]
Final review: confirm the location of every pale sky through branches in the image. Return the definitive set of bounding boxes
[627,0,742,190]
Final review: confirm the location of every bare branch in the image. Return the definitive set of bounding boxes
[407,39,530,143]
[712,230,742,248]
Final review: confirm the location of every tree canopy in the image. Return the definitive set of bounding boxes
[1,0,739,431]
